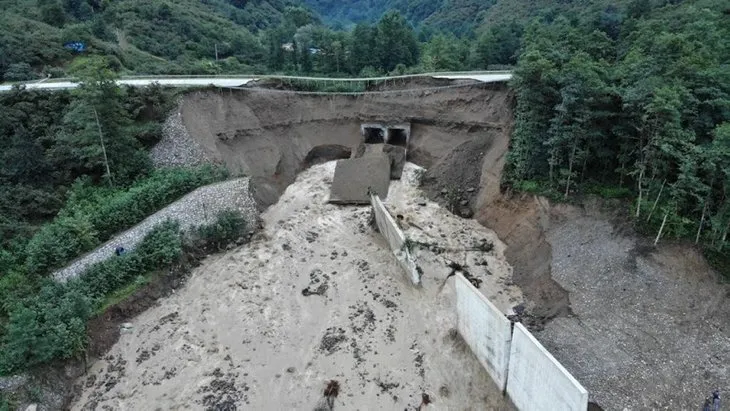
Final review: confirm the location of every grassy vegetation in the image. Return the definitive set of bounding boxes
[94,273,154,315]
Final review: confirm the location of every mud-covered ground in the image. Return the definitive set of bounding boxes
[536,203,730,410]
[70,163,519,410]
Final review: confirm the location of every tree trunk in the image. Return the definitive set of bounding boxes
[654,210,669,246]
[647,179,665,223]
[93,108,113,187]
[564,140,578,200]
[695,202,707,244]
[721,219,730,246]
[635,168,644,218]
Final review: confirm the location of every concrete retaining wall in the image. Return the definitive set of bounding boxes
[370,194,420,285]
[507,323,588,411]
[455,273,513,391]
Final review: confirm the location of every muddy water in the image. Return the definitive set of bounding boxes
[71,162,519,410]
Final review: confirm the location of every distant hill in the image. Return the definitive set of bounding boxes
[301,0,497,34]
[0,0,301,80]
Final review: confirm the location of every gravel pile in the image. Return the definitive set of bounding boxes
[150,103,209,168]
[538,212,730,410]
[53,178,258,282]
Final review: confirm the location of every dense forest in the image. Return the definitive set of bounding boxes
[300,0,497,35]
[506,0,730,270]
[0,0,729,398]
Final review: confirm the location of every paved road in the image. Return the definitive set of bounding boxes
[0,72,511,92]
[432,73,512,83]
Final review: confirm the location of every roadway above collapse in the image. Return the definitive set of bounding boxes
[0,71,512,92]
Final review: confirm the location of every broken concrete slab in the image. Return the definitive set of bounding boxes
[352,143,384,159]
[383,144,406,180]
[329,155,391,204]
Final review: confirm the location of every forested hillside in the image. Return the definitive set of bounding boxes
[0,0,308,79]
[507,0,730,272]
[0,59,239,384]
[301,0,496,34]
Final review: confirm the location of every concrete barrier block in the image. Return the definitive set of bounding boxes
[455,273,512,391]
[507,323,588,411]
[383,144,406,179]
[370,194,420,285]
[330,155,391,204]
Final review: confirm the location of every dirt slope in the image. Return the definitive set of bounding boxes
[178,83,512,206]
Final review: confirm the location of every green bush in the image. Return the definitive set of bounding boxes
[192,210,248,251]
[0,282,92,374]
[84,166,228,240]
[76,220,182,300]
[0,220,182,374]
[514,180,540,193]
[0,209,250,375]
[23,213,99,276]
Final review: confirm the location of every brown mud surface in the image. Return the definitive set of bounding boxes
[69,163,519,410]
[178,82,512,207]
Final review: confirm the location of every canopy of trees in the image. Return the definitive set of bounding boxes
[301,0,496,35]
[507,0,730,268]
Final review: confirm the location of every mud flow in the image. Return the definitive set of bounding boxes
[171,81,568,319]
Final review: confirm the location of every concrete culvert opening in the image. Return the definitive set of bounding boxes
[301,145,352,170]
[364,127,385,144]
[388,128,408,147]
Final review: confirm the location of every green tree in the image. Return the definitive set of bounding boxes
[39,0,67,27]
[348,23,378,75]
[55,57,150,185]
[422,33,467,71]
[3,63,36,82]
[376,11,419,72]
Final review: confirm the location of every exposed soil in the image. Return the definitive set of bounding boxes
[69,163,519,410]
[537,201,730,409]
[177,82,512,208]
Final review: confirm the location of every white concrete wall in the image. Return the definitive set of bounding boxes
[454,273,513,391]
[370,194,420,285]
[507,323,588,411]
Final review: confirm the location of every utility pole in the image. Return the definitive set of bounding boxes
[93,108,113,187]
[215,44,219,61]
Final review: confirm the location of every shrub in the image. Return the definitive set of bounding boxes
[514,180,540,193]
[0,282,91,374]
[0,213,248,375]
[191,210,248,251]
[24,213,99,276]
[85,166,228,240]
[76,220,182,300]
